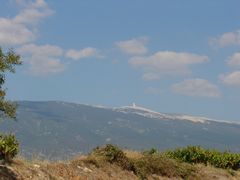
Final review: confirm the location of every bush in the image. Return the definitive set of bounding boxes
[91,144,135,171]
[133,152,195,179]
[166,146,240,170]
[89,145,195,179]
[143,148,158,155]
[166,146,207,164]
[0,134,19,163]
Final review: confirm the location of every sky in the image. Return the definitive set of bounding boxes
[0,0,240,121]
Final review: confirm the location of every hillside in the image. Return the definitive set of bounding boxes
[2,158,240,180]
[1,145,240,180]
[1,101,240,159]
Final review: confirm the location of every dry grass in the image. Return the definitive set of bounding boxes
[125,150,143,160]
[1,146,240,180]
[195,164,240,180]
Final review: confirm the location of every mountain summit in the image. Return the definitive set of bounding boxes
[1,101,240,160]
[114,103,233,124]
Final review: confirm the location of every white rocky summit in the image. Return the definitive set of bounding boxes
[113,103,237,124]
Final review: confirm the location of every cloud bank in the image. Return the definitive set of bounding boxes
[0,0,53,46]
[209,30,240,48]
[227,52,240,68]
[129,51,209,80]
[17,44,65,75]
[116,37,148,55]
[172,79,221,98]
[65,47,101,60]
[220,71,240,87]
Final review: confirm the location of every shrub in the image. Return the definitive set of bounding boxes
[166,146,240,170]
[0,134,19,163]
[166,146,207,164]
[143,148,158,155]
[133,152,195,179]
[89,145,196,179]
[90,144,135,171]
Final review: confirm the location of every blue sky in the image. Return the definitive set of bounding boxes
[1,0,240,121]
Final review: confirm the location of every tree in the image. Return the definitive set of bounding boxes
[0,47,21,120]
[0,47,21,163]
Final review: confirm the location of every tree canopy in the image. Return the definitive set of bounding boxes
[0,47,21,119]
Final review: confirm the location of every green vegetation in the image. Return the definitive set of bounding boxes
[0,47,21,163]
[86,144,196,179]
[0,134,19,163]
[133,151,195,179]
[0,47,21,120]
[166,146,240,170]
[1,144,240,179]
[89,144,135,171]
[85,144,240,179]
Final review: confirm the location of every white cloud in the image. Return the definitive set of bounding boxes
[0,1,60,76]
[116,37,148,55]
[14,6,53,25]
[227,52,240,68]
[220,71,240,87]
[65,47,101,60]
[142,73,161,81]
[171,79,221,98]
[15,0,48,8]
[129,51,208,80]
[13,0,48,8]
[28,56,65,75]
[31,0,48,8]
[209,30,240,47]
[17,43,63,56]
[0,0,53,46]
[0,18,35,45]
[14,0,53,25]
[17,44,65,75]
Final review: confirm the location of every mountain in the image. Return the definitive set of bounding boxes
[0,101,240,160]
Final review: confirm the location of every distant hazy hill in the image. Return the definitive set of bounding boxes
[0,101,240,160]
